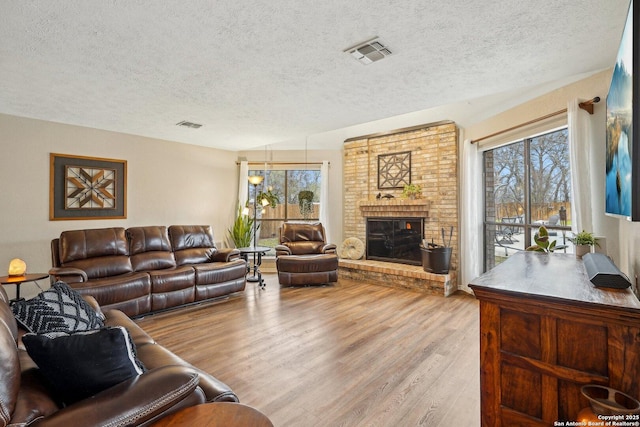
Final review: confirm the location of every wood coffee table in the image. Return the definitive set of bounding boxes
[152,402,273,427]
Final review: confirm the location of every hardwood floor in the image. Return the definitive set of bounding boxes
[136,274,480,426]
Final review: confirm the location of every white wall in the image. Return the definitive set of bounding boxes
[0,113,239,298]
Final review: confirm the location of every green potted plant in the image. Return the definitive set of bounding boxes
[401,183,422,199]
[228,204,258,248]
[298,190,314,219]
[525,225,557,253]
[569,230,599,259]
[256,187,280,209]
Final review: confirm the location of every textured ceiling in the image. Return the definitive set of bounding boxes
[0,1,630,151]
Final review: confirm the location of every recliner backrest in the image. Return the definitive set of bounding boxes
[127,226,177,272]
[279,222,326,255]
[57,228,133,279]
[168,225,217,265]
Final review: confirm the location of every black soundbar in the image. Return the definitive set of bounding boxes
[582,253,632,289]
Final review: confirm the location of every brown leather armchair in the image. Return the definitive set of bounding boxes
[275,222,339,286]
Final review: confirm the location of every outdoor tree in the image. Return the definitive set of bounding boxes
[490,128,570,222]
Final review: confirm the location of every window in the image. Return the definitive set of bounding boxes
[248,168,321,255]
[484,128,573,271]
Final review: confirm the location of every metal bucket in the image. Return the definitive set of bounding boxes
[421,246,452,274]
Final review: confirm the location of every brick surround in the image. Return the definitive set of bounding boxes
[339,259,457,296]
[341,121,459,295]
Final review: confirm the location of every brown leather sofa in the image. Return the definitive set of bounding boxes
[49,225,247,317]
[0,286,238,427]
[275,222,339,286]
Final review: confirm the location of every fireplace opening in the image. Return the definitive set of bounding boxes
[366,217,424,265]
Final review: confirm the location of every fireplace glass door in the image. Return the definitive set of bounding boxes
[366,218,424,265]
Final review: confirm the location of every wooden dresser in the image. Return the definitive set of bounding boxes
[469,252,640,426]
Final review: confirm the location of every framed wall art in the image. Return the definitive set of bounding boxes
[49,153,127,220]
[378,151,411,189]
[605,0,640,220]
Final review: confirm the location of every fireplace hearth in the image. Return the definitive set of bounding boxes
[366,218,424,265]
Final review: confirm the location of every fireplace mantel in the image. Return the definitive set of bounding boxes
[358,199,429,218]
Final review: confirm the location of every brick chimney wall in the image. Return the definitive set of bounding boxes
[343,122,459,281]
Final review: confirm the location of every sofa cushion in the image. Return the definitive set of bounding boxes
[68,273,152,318]
[22,326,146,405]
[193,259,247,286]
[127,226,177,272]
[12,282,104,334]
[279,222,327,255]
[61,256,134,280]
[168,225,217,265]
[58,228,133,278]
[280,222,325,243]
[10,368,59,426]
[58,227,129,263]
[282,241,325,255]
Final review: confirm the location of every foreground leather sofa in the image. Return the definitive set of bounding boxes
[50,225,247,317]
[0,286,238,427]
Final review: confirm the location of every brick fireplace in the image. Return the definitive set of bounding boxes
[340,121,459,296]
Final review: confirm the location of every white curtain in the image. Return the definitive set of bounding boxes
[238,161,249,210]
[319,161,331,242]
[568,99,593,233]
[460,138,482,294]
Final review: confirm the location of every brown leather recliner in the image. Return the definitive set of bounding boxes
[275,222,338,286]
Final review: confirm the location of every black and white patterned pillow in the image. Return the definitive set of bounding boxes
[12,281,104,333]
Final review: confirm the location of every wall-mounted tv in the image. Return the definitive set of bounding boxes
[606,0,639,220]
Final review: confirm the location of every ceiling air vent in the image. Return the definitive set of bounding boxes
[344,37,393,65]
[176,120,202,129]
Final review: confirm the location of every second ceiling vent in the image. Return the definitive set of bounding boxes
[345,38,393,65]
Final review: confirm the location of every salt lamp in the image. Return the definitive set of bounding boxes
[8,258,26,276]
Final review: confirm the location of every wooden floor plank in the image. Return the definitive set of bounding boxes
[135,274,480,426]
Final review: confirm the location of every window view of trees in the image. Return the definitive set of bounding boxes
[530,130,571,218]
[484,128,572,271]
[248,168,321,254]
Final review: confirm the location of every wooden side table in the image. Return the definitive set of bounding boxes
[0,273,49,303]
[152,402,273,427]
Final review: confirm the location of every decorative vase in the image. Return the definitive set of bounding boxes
[575,244,591,259]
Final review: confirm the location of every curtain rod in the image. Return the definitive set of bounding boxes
[471,97,600,144]
[235,161,328,166]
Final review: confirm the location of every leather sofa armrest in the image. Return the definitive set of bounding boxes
[81,295,106,321]
[322,243,337,254]
[211,248,241,262]
[275,245,292,256]
[48,267,88,283]
[32,366,203,427]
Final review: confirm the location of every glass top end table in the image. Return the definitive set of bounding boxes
[236,246,270,290]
